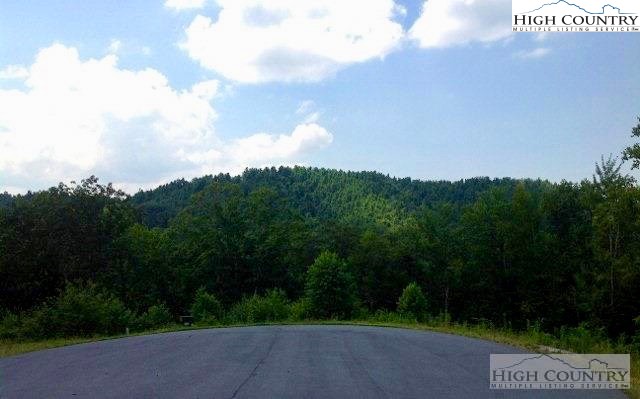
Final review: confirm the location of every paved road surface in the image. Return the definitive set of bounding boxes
[0,325,627,398]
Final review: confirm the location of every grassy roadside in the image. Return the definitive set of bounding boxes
[1,320,637,398]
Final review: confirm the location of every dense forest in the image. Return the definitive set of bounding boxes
[1,119,640,345]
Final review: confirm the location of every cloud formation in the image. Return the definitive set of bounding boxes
[514,47,550,59]
[410,0,512,48]
[165,0,207,11]
[181,0,405,83]
[0,44,333,193]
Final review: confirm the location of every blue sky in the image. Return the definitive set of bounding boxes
[0,0,639,193]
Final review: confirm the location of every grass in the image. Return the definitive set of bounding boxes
[1,319,637,398]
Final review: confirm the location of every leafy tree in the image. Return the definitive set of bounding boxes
[0,177,134,311]
[136,304,173,330]
[397,282,428,321]
[190,287,223,323]
[305,252,356,319]
[622,116,640,169]
[228,289,290,323]
[588,156,639,334]
[50,284,132,337]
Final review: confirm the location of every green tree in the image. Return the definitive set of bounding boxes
[622,116,640,169]
[50,284,132,337]
[190,287,223,323]
[136,304,173,330]
[397,282,428,321]
[305,251,356,319]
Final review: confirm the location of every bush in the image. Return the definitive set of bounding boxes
[228,289,290,323]
[50,284,132,337]
[191,287,223,323]
[557,323,610,353]
[397,282,428,322]
[633,316,640,352]
[0,311,21,339]
[289,298,311,321]
[135,304,173,331]
[20,306,55,339]
[368,309,415,324]
[6,284,133,339]
[305,251,356,319]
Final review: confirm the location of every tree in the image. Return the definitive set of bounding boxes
[0,177,134,311]
[622,116,640,169]
[589,156,640,334]
[591,156,635,306]
[397,282,428,321]
[305,252,356,319]
[190,287,223,322]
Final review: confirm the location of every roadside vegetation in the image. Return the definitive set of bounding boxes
[1,282,638,397]
[1,118,640,398]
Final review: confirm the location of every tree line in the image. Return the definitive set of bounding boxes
[1,118,639,343]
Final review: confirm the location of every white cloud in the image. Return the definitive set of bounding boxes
[0,65,29,80]
[181,0,405,83]
[0,44,333,192]
[296,100,315,115]
[514,47,550,59]
[108,39,122,53]
[296,100,322,123]
[222,123,332,167]
[410,0,512,48]
[165,0,207,11]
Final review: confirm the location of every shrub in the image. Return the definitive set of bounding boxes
[20,306,55,339]
[50,284,132,337]
[228,289,290,323]
[633,316,640,352]
[289,298,311,321]
[190,287,223,323]
[369,309,415,324]
[135,304,173,330]
[0,311,21,339]
[397,282,428,322]
[305,251,356,319]
[8,284,133,339]
[557,323,610,353]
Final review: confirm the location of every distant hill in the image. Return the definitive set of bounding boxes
[129,166,549,227]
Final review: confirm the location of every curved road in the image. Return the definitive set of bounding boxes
[0,325,626,399]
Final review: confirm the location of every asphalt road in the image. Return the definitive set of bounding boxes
[0,325,627,399]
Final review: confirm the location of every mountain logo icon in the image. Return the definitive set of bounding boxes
[497,354,627,371]
[522,0,635,14]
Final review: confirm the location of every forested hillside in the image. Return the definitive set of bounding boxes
[130,167,546,228]
[1,134,640,347]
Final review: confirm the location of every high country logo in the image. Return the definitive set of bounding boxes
[490,354,631,390]
[513,0,640,32]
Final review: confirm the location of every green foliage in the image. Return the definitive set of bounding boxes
[228,289,290,324]
[397,283,428,322]
[622,116,640,169]
[289,298,311,321]
[0,177,134,311]
[134,304,173,331]
[190,288,223,323]
[49,284,132,337]
[305,252,356,319]
[557,324,610,354]
[3,140,640,349]
[0,285,132,339]
[367,309,417,324]
[0,311,21,339]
